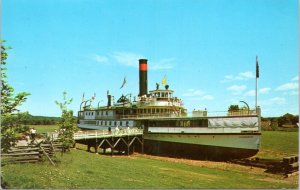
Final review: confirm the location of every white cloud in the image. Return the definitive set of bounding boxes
[182,89,214,101]
[93,54,109,64]
[239,71,255,79]
[111,51,174,70]
[260,97,286,106]
[243,87,271,97]
[112,51,144,67]
[150,58,174,70]
[275,82,298,91]
[289,91,299,95]
[292,76,299,81]
[269,97,286,105]
[225,75,234,80]
[201,95,214,100]
[221,71,255,83]
[227,85,247,92]
[259,88,271,94]
[244,90,255,96]
[182,89,205,97]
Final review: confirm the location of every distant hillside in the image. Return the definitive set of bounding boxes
[24,115,61,125]
[24,115,77,125]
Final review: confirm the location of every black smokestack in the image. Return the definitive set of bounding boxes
[139,59,148,96]
[107,90,111,107]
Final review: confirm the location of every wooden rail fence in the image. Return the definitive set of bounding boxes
[1,141,63,165]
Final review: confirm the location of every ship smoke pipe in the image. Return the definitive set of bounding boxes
[107,90,112,107]
[139,59,148,96]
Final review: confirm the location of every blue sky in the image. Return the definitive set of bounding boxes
[3,0,299,117]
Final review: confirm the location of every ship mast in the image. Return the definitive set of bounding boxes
[255,55,259,109]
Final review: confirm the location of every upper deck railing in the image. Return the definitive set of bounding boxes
[120,109,258,119]
[47,128,143,140]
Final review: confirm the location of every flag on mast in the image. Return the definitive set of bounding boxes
[120,77,126,89]
[82,93,85,102]
[162,75,167,86]
[92,93,96,101]
[256,56,259,78]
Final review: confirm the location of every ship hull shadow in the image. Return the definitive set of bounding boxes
[142,139,259,161]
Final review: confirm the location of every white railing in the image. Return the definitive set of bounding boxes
[74,128,143,139]
[47,128,143,140]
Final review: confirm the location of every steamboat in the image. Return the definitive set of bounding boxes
[77,59,261,160]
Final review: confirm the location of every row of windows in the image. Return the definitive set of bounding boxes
[137,108,171,114]
[152,92,172,98]
[82,108,175,117]
[97,120,130,127]
[147,120,208,128]
[84,111,110,116]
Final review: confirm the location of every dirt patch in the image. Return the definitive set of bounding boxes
[159,167,221,180]
[135,153,299,180]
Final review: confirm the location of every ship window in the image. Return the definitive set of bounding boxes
[184,121,191,127]
[109,121,111,125]
[106,111,108,115]
[126,121,129,126]
[156,109,159,113]
[147,109,151,114]
[143,109,146,114]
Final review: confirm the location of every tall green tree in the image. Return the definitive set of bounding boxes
[278,113,298,127]
[55,91,77,153]
[1,41,31,152]
[228,104,239,112]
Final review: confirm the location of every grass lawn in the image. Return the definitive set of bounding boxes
[2,149,298,189]
[257,131,299,159]
[27,125,59,134]
[1,129,298,189]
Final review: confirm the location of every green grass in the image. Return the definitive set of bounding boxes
[2,129,298,189]
[27,125,59,134]
[257,131,298,159]
[2,149,297,189]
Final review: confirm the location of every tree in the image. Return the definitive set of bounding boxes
[278,113,298,127]
[228,104,239,112]
[55,91,77,153]
[1,41,31,152]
